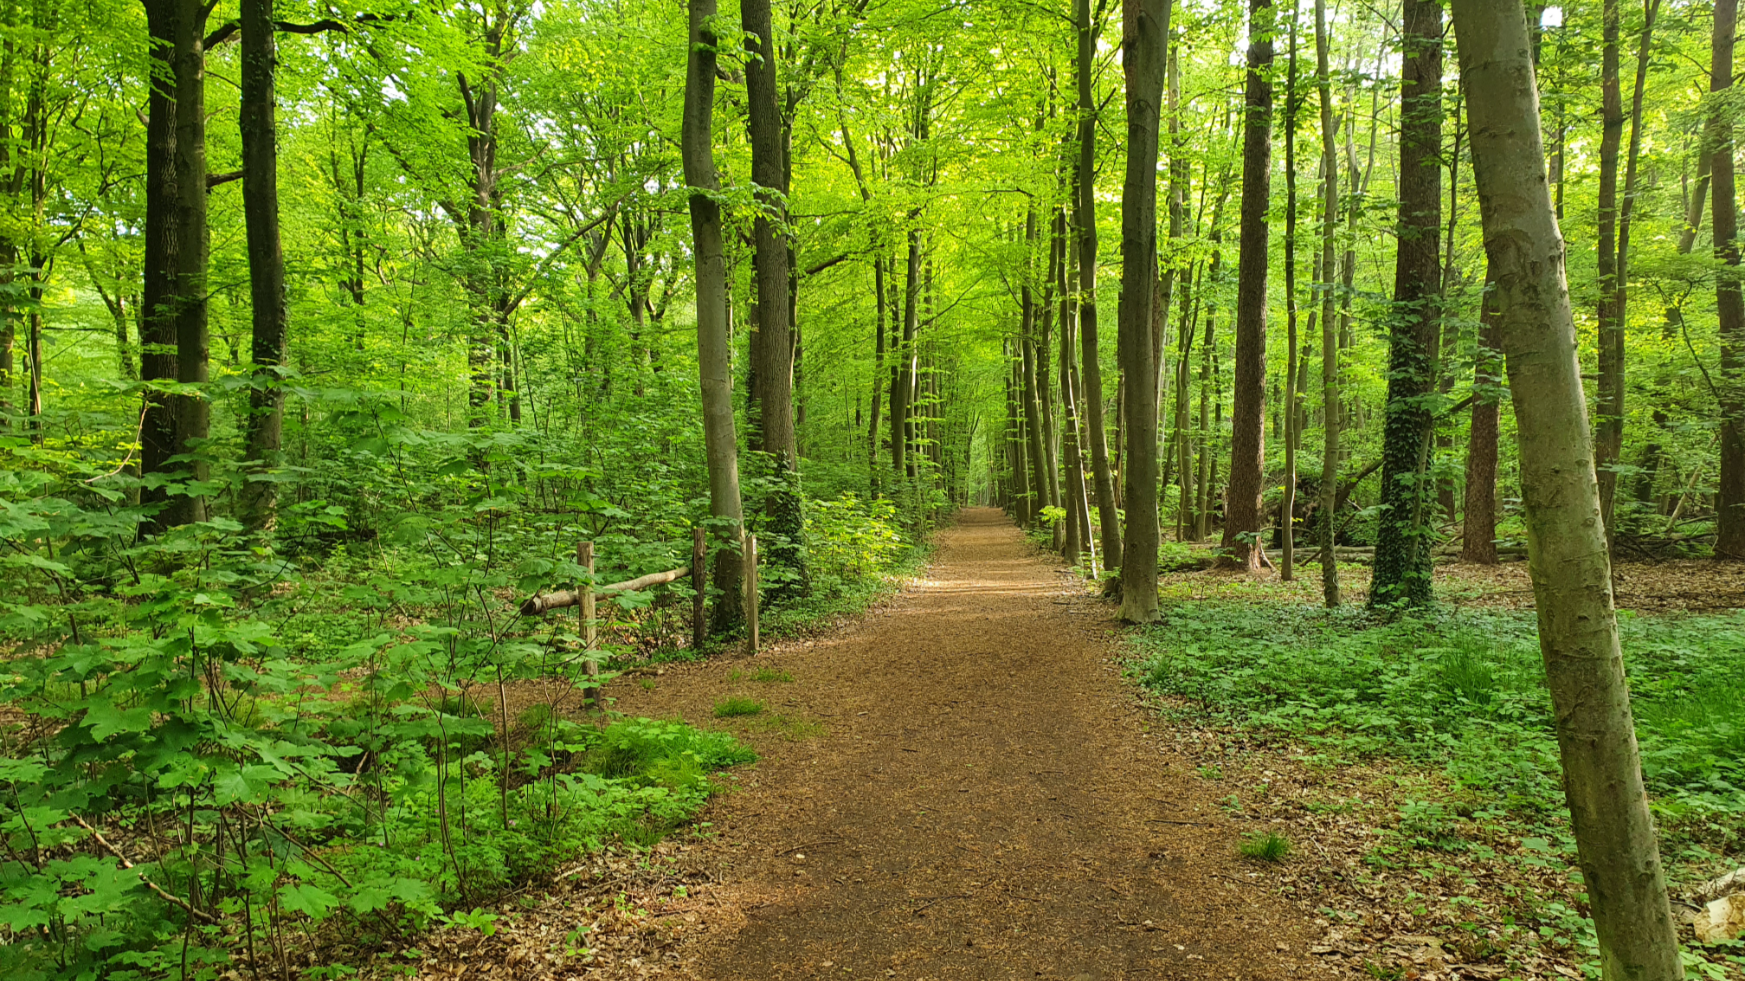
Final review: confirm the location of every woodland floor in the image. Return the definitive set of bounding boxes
[410,508,1357,981]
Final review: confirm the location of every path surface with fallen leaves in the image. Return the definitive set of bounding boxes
[605,507,1344,981]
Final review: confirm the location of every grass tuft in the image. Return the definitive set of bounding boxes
[1239,831,1293,862]
[713,696,765,718]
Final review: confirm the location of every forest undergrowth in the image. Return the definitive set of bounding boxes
[0,427,924,981]
[1130,565,1745,980]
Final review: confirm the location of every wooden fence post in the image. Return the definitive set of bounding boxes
[691,528,707,651]
[744,533,759,655]
[578,541,598,711]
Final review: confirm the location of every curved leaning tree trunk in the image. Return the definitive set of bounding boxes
[1116,0,1168,622]
[684,0,746,634]
[1453,3,1682,977]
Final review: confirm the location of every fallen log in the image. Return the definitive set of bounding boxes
[520,565,692,616]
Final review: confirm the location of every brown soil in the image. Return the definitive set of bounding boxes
[600,508,1342,981]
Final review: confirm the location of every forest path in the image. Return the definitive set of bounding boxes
[609,508,1341,981]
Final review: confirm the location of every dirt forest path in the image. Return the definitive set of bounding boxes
[609,508,1343,981]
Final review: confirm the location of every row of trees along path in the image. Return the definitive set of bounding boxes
[0,0,1713,971]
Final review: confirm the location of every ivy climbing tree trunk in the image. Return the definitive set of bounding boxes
[683,0,745,632]
[1456,2,1684,975]
[1116,0,1167,622]
[1219,0,1271,572]
[167,0,210,527]
[1371,0,1441,607]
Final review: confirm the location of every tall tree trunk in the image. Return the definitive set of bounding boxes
[139,0,178,523]
[1601,0,1659,541]
[894,226,921,481]
[1281,5,1300,581]
[1078,0,1121,569]
[168,0,210,527]
[1594,0,1624,546]
[1220,0,1271,572]
[869,252,886,492]
[1371,0,1441,607]
[1454,3,1684,974]
[1059,207,1088,566]
[1117,0,1167,620]
[1463,272,1502,564]
[742,0,807,598]
[1716,0,1745,559]
[1315,0,1340,605]
[1020,215,1053,535]
[683,0,745,632]
[240,0,287,532]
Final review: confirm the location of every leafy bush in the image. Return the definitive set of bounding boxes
[0,424,759,980]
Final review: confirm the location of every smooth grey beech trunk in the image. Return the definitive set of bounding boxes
[683,0,745,633]
[1453,2,1682,977]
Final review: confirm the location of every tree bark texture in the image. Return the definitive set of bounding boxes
[1315,0,1340,605]
[240,0,287,533]
[140,0,179,522]
[1713,0,1745,559]
[1219,0,1271,572]
[1454,4,1683,976]
[1463,273,1503,565]
[1078,0,1122,570]
[684,0,745,632]
[168,0,210,526]
[1117,0,1167,621]
[1371,0,1441,607]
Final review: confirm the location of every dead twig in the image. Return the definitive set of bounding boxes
[774,838,843,856]
[70,814,218,923]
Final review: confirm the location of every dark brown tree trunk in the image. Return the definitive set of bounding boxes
[1117,0,1167,620]
[1219,0,1271,572]
[1715,0,1745,558]
[1281,6,1300,581]
[1594,0,1624,545]
[743,0,794,465]
[1059,206,1089,566]
[240,0,287,532]
[1463,273,1502,564]
[1315,0,1340,604]
[893,226,921,480]
[1078,0,1121,569]
[1371,0,1441,606]
[168,0,210,526]
[139,0,178,522]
